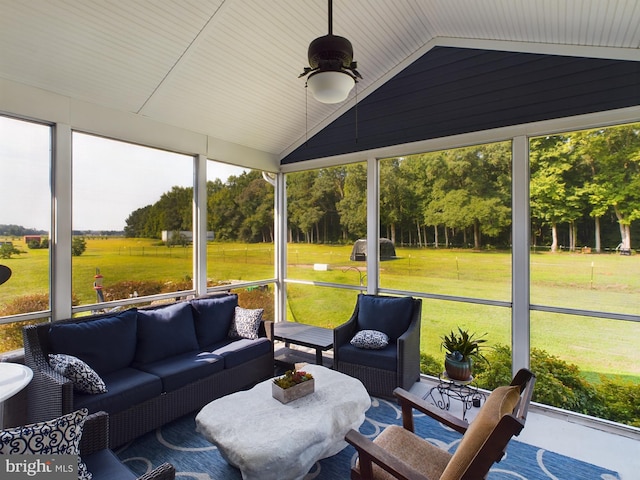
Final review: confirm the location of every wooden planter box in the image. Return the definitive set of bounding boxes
[272,378,315,404]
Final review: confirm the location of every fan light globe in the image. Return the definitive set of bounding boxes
[307,71,355,104]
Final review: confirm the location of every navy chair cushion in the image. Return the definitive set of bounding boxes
[135,302,199,364]
[190,294,238,347]
[74,368,162,414]
[49,309,138,376]
[83,448,137,480]
[357,295,414,340]
[338,343,398,371]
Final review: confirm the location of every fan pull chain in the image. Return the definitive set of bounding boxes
[355,84,359,144]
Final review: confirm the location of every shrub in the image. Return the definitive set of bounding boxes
[472,343,637,426]
[236,287,274,321]
[103,280,164,301]
[420,352,442,376]
[0,293,51,316]
[0,293,79,351]
[71,236,87,256]
[27,240,41,249]
[597,377,640,427]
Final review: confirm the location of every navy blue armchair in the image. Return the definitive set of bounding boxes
[334,294,422,398]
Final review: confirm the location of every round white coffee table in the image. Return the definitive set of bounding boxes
[0,363,33,427]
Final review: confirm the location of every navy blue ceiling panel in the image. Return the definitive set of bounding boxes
[282,47,640,164]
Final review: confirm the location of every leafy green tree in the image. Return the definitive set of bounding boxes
[337,164,367,240]
[287,170,322,243]
[574,126,640,251]
[380,159,412,244]
[71,236,87,256]
[208,178,242,241]
[419,143,511,249]
[166,230,188,247]
[124,205,152,238]
[0,243,22,259]
[236,173,274,242]
[530,136,574,251]
[156,186,193,233]
[311,166,347,242]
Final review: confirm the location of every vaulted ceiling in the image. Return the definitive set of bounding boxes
[1,0,639,168]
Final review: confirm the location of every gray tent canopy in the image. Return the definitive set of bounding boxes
[350,238,396,261]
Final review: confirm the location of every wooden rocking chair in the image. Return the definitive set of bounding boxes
[346,368,535,480]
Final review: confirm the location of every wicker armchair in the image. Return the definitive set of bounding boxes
[81,411,175,480]
[334,294,422,398]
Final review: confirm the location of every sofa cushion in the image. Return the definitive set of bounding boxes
[0,409,91,480]
[191,294,238,347]
[350,330,389,349]
[338,343,397,371]
[228,306,263,340]
[83,449,136,480]
[49,309,138,376]
[357,295,414,340]
[135,302,199,365]
[135,349,225,392]
[209,337,272,369]
[49,353,107,394]
[74,368,162,415]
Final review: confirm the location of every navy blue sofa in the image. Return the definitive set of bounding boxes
[23,293,274,447]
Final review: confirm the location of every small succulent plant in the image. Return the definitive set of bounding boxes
[273,369,314,389]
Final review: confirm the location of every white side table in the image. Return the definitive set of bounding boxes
[0,363,33,428]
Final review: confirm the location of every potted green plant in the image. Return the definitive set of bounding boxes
[272,369,314,404]
[440,327,488,381]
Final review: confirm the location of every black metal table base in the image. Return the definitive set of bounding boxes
[423,374,486,421]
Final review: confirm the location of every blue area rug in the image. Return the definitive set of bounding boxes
[117,397,620,479]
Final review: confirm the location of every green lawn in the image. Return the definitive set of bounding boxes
[1,237,638,382]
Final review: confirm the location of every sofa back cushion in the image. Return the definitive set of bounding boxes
[190,294,238,347]
[49,308,138,376]
[356,295,414,341]
[134,302,199,365]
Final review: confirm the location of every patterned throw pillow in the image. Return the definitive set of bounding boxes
[0,409,92,480]
[228,306,263,340]
[49,354,107,394]
[350,329,389,349]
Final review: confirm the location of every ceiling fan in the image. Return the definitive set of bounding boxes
[299,0,362,104]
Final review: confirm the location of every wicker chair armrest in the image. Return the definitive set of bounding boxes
[393,387,469,434]
[79,411,109,456]
[137,462,176,480]
[396,299,421,379]
[334,302,359,349]
[23,326,62,383]
[23,323,76,421]
[345,429,428,480]
[27,367,75,422]
[260,320,274,342]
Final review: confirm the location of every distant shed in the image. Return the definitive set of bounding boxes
[350,238,396,261]
[24,235,41,244]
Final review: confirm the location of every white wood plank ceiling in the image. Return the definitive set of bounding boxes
[1,0,639,161]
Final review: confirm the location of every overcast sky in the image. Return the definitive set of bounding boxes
[0,116,247,231]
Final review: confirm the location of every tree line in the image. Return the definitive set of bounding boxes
[123,124,639,250]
